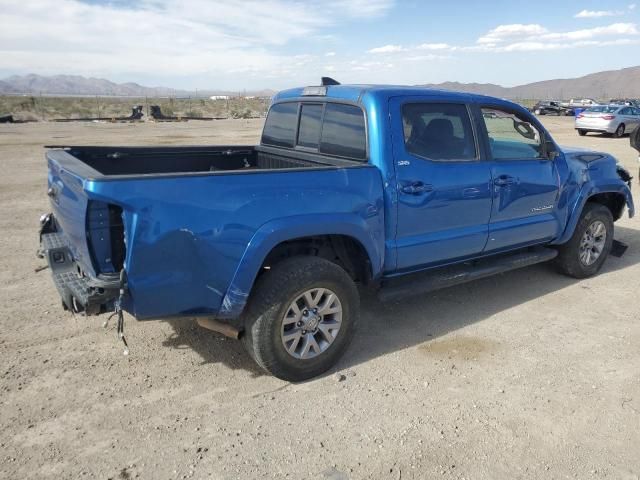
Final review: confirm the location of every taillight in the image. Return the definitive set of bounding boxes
[577,113,584,118]
[602,115,616,120]
[87,201,125,273]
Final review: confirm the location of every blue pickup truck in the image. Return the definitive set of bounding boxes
[40,80,635,380]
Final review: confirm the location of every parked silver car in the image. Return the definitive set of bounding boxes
[575,105,640,137]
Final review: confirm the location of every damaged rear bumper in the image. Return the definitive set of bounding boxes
[39,214,120,315]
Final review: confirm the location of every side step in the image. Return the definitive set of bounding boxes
[378,247,558,303]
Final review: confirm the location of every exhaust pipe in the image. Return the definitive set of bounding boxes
[196,318,240,339]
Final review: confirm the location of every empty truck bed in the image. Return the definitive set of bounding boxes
[48,144,361,178]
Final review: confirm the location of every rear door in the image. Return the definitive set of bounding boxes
[389,97,492,270]
[477,105,561,252]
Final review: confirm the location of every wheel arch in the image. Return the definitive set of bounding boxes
[586,192,627,221]
[555,184,634,245]
[217,214,384,318]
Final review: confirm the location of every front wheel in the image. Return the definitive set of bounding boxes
[555,203,614,278]
[578,129,587,136]
[241,256,359,381]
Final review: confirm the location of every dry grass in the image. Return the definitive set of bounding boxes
[0,95,269,121]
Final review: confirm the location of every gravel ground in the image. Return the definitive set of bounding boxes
[1,117,639,480]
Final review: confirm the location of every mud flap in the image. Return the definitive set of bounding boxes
[610,239,628,258]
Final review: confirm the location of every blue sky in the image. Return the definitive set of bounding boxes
[0,0,639,90]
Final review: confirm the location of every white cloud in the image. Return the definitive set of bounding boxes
[325,52,336,57]
[574,9,622,18]
[470,21,640,52]
[405,54,451,61]
[328,0,395,18]
[365,20,640,58]
[540,23,638,41]
[368,44,406,53]
[0,0,394,87]
[417,43,455,51]
[477,24,548,44]
[630,4,637,10]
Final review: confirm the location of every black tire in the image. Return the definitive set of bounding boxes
[241,256,359,381]
[578,129,587,136]
[614,123,625,138]
[555,203,614,279]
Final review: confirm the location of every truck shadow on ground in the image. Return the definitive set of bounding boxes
[161,225,640,379]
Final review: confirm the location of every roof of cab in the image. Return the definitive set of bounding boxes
[272,84,506,105]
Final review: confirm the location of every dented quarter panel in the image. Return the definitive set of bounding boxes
[84,166,385,320]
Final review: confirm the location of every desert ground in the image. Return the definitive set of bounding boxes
[1,117,639,480]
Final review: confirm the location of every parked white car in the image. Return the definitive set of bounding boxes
[561,98,600,108]
[575,105,640,137]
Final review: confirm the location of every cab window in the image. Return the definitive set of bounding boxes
[261,102,298,148]
[481,107,543,160]
[402,103,477,161]
[319,103,367,160]
[297,104,323,149]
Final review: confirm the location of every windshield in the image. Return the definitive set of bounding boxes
[585,106,618,113]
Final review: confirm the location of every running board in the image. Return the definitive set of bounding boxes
[378,247,558,303]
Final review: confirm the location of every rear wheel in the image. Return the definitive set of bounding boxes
[614,123,625,138]
[578,129,587,136]
[241,256,359,381]
[555,203,614,278]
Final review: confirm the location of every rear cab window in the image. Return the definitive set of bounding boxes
[262,101,367,161]
[261,102,298,147]
[297,104,323,148]
[320,103,367,160]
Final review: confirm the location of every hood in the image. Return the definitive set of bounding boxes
[560,145,632,188]
[559,145,612,163]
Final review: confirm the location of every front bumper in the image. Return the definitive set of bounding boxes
[39,214,120,315]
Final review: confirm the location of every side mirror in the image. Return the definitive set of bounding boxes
[545,139,559,160]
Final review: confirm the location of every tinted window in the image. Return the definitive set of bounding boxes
[402,103,476,160]
[481,107,543,160]
[319,103,366,160]
[261,102,298,147]
[297,104,323,148]
[619,107,631,115]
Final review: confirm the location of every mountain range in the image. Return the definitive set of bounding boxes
[1,66,639,100]
[421,66,640,100]
[0,74,274,98]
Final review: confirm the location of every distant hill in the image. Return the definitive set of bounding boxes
[0,74,274,98]
[2,66,639,100]
[421,66,640,100]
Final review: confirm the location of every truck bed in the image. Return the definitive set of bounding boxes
[43,143,381,319]
[52,144,359,177]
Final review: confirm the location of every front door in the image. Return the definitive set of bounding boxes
[390,97,493,271]
[478,105,561,252]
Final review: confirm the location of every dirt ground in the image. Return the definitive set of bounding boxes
[1,117,639,480]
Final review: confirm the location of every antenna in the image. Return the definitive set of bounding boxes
[321,77,340,86]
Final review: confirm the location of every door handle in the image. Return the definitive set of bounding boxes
[401,182,433,195]
[494,175,517,186]
[463,187,481,198]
